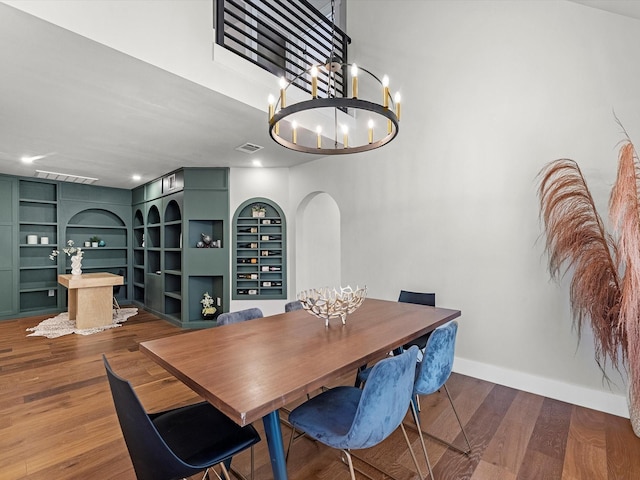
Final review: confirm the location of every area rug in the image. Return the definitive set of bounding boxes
[26,308,138,339]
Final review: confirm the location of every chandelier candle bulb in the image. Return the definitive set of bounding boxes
[279,76,287,108]
[268,94,275,121]
[342,125,349,148]
[311,65,318,98]
[351,63,358,98]
[316,126,322,149]
[292,120,298,144]
[394,92,401,120]
[368,119,374,144]
[382,75,390,108]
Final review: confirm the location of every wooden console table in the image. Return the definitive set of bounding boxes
[58,273,124,329]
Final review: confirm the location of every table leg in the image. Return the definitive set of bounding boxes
[76,285,112,329]
[67,288,78,320]
[262,410,288,480]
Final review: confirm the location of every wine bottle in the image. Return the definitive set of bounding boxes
[238,258,258,264]
[261,266,281,272]
[261,219,282,225]
[262,281,282,287]
[236,289,257,295]
[260,235,281,241]
[239,242,258,249]
[261,250,281,257]
[238,273,258,279]
[239,227,258,233]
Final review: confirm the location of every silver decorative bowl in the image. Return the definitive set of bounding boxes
[297,285,367,327]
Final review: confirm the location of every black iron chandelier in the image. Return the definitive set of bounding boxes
[267,0,400,155]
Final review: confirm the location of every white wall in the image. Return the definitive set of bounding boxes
[289,0,640,417]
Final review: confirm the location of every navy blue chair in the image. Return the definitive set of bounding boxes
[398,290,436,350]
[284,300,303,312]
[216,307,263,326]
[287,346,423,480]
[103,355,260,480]
[410,321,471,479]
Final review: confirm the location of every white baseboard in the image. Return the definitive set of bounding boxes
[453,357,629,418]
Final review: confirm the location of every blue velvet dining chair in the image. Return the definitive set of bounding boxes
[102,355,260,480]
[216,307,263,326]
[284,300,303,312]
[287,346,423,480]
[409,320,471,479]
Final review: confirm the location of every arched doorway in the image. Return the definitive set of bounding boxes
[295,192,341,292]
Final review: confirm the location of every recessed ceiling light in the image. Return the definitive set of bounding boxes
[21,152,56,164]
[252,159,263,167]
[132,174,141,181]
[21,155,45,164]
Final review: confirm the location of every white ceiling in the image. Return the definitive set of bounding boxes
[568,0,640,20]
[1,1,639,190]
[0,4,318,189]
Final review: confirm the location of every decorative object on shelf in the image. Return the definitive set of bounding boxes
[27,235,38,244]
[538,137,640,436]
[200,292,218,320]
[84,241,91,247]
[298,285,367,327]
[40,236,49,245]
[198,233,220,248]
[49,240,83,276]
[98,240,106,247]
[90,236,100,248]
[267,0,400,155]
[251,204,267,217]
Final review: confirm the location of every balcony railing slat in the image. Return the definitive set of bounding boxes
[214,0,350,99]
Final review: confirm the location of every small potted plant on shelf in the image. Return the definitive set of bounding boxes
[90,236,100,248]
[200,292,218,320]
[251,204,267,218]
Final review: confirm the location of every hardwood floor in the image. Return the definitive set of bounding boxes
[2,308,639,479]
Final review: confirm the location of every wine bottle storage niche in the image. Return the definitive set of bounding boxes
[233,198,286,299]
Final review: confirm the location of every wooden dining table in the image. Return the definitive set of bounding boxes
[140,297,461,480]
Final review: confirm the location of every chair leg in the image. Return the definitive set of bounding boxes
[443,383,472,454]
[340,450,358,480]
[400,422,425,480]
[347,436,424,480]
[227,445,255,480]
[286,422,296,462]
[219,462,232,480]
[406,384,471,456]
[410,400,434,480]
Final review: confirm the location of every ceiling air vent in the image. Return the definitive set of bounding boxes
[35,169,98,184]
[235,142,264,154]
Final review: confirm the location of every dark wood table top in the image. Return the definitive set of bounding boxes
[140,297,461,426]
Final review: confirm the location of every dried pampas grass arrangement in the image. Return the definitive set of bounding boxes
[538,138,640,420]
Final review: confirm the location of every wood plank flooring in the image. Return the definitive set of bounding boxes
[1,308,639,479]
